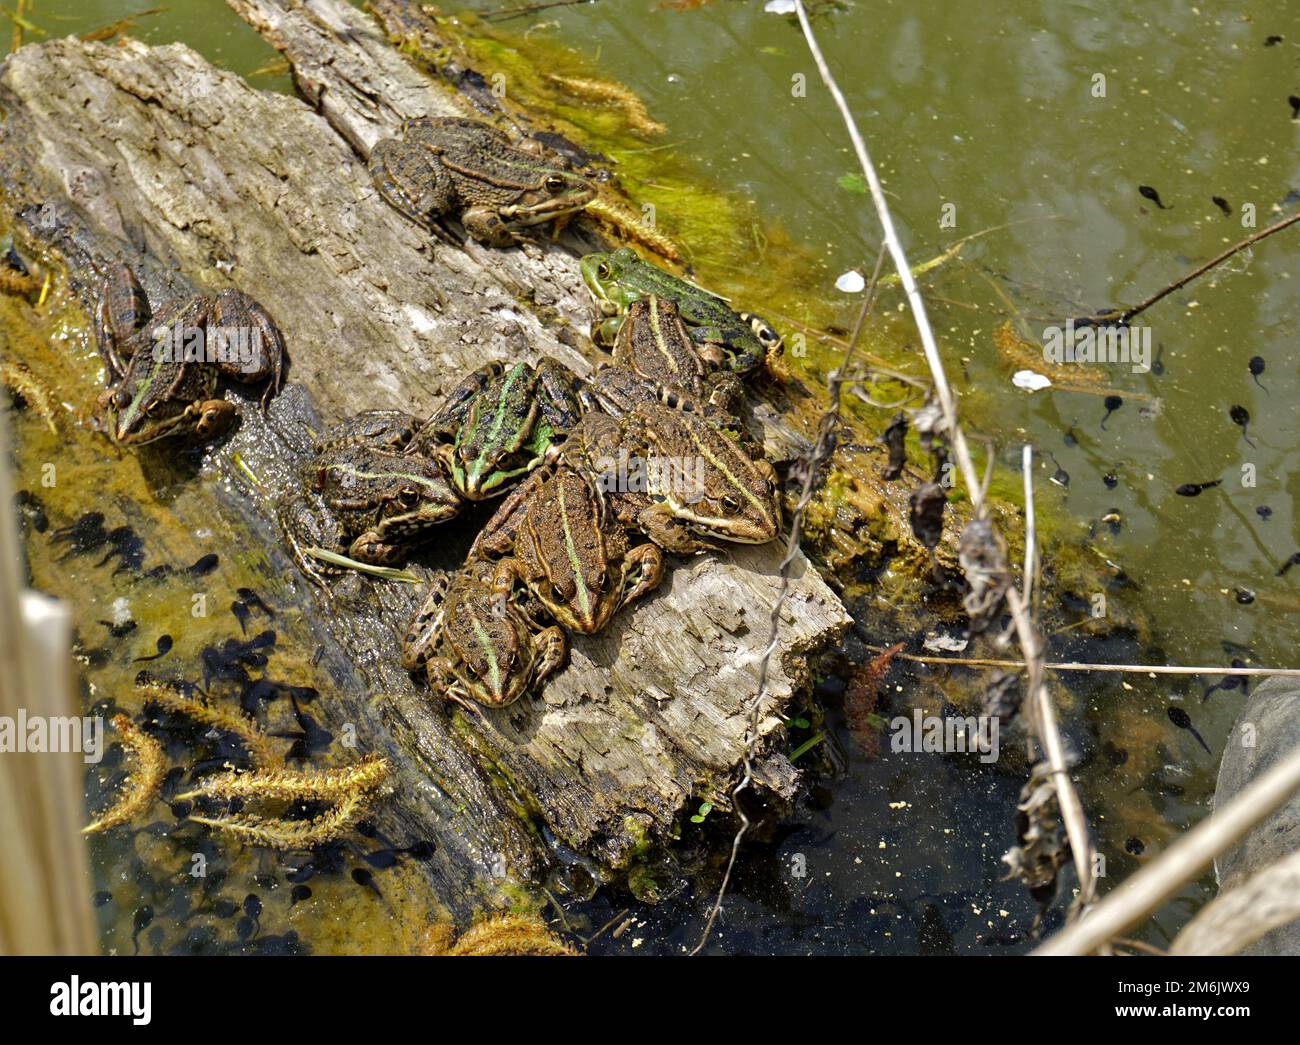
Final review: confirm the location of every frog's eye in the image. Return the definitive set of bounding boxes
[720,495,741,515]
[464,662,479,679]
[596,262,611,281]
[112,390,130,409]
[398,485,420,507]
[594,570,608,590]
[543,174,566,194]
[143,401,161,417]
[550,583,566,600]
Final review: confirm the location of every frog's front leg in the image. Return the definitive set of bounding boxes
[209,290,286,411]
[589,314,624,348]
[461,206,518,249]
[94,261,152,378]
[636,502,718,555]
[467,466,546,559]
[191,399,239,443]
[426,657,484,716]
[347,530,408,567]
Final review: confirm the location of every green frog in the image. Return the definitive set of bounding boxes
[580,248,782,377]
[94,262,286,446]
[409,358,584,500]
[563,404,781,554]
[401,561,566,709]
[470,463,663,635]
[279,433,462,581]
[369,117,596,247]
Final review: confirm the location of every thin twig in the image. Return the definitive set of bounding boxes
[862,645,1300,678]
[1076,210,1300,326]
[481,0,598,21]
[791,0,1098,915]
[1034,739,1300,955]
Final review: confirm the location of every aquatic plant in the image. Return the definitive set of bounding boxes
[417,912,577,956]
[83,714,167,834]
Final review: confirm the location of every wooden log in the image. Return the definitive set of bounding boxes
[0,0,850,918]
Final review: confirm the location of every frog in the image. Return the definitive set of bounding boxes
[563,403,781,555]
[94,262,286,446]
[579,247,782,377]
[400,560,567,709]
[585,294,746,419]
[278,433,462,582]
[408,357,584,500]
[469,463,663,635]
[369,117,596,247]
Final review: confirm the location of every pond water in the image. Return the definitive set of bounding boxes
[4,0,1297,954]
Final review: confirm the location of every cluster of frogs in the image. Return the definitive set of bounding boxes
[90,117,787,711]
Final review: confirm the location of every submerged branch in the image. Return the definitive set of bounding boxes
[1075,210,1300,327]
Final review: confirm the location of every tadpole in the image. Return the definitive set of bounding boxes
[1249,355,1268,393]
[1175,479,1221,497]
[1167,706,1211,754]
[1047,453,1069,488]
[1211,195,1231,216]
[1139,185,1171,209]
[1101,394,1123,429]
[1229,404,1255,447]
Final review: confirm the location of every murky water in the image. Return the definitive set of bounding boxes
[4,0,1298,954]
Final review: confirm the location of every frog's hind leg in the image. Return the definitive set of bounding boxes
[94,261,151,377]
[209,289,287,411]
[368,137,457,233]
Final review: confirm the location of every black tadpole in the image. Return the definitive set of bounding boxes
[1211,196,1231,216]
[1290,94,1300,119]
[1139,184,1171,209]
[134,634,173,662]
[1168,706,1211,754]
[1101,394,1123,429]
[1047,453,1069,488]
[1229,404,1256,447]
[1248,355,1268,392]
[1175,479,1222,497]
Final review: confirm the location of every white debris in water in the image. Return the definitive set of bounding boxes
[923,632,968,653]
[764,0,798,12]
[834,269,866,293]
[1012,369,1052,392]
[109,597,132,628]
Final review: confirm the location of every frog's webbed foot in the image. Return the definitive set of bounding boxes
[209,289,286,411]
[621,542,665,608]
[533,626,568,685]
[94,261,151,377]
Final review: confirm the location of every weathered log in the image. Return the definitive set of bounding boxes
[0,0,849,921]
